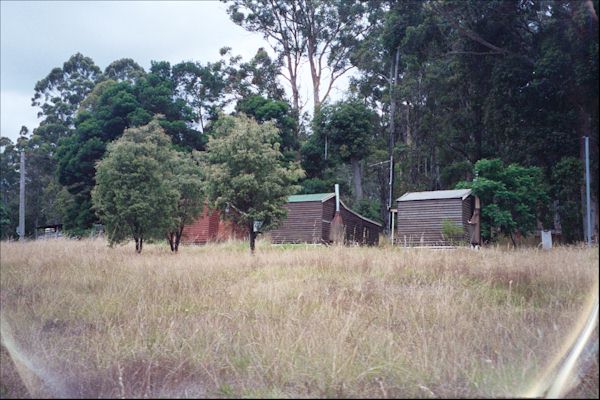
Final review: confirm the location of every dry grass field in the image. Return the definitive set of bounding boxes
[0,238,598,398]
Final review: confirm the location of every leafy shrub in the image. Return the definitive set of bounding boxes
[442,218,464,245]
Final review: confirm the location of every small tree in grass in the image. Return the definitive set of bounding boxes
[203,114,304,253]
[93,118,203,253]
[166,151,205,252]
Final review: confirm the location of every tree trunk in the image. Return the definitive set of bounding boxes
[167,232,175,252]
[308,44,321,114]
[166,227,184,252]
[135,236,143,253]
[351,157,363,202]
[290,75,300,118]
[283,50,301,132]
[174,226,183,252]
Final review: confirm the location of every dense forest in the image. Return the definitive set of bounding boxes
[1,0,598,244]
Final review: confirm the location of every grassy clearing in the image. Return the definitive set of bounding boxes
[0,238,598,398]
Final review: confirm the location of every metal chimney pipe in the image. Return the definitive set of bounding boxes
[335,184,340,212]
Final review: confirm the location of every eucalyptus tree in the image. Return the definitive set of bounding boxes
[32,52,102,138]
[101,58,146,83]
[172,60,227,132]
[226,0,370,117]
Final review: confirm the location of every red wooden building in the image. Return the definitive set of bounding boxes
[181,207,245,245]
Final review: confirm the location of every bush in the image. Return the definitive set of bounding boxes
[441,219,464,245]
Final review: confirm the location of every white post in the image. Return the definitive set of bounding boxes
[541,230,552,250]
[335,184,340,212]
[18,150,25,240]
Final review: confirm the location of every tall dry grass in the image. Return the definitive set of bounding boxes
[0,238,597,398]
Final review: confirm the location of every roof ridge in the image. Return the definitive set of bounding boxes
[288,192,335,202]
[397,188,472,201]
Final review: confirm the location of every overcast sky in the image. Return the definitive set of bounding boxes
[0,0,294,143]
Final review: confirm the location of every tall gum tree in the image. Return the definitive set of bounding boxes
[225,0,370,120]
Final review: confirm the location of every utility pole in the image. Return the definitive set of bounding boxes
[386,46,400,235]
[369,157,394,238]
[584,136,592,245]
[18,150,25,240]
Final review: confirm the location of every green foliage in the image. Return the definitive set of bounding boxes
[456,159,550,243]
[92,119,180,252]
[101,58,146,83]
[172,60,228,132]
[354,198,383,224]
[315,99,377,164]
[56,63,207,233]
[203,114,304,251]
[441,219,464,246]
[236,95,299,155]
[300,136,330,180]
[0,137,20,238]
[309,98,378,201]
[298,177,335,195]
[0,201,11,239]
[32,52,101,128]
[1,130,68,237]
[220,47,286,103]
[352,0,597,230]
[166,151,206,251]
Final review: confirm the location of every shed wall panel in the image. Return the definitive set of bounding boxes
[340,204,380,245]
[396,198,464,246]
[270,202,324,244]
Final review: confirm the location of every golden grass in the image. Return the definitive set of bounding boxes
[0,238,598,398]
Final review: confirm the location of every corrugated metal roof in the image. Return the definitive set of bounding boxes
[288,193,335,203]
[397,189,472,202]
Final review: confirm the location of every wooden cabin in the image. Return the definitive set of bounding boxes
[269,191,382,245]
[181,206,245,245]
[395,189,481,246]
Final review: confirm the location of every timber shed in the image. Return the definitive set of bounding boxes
[395,189,480,246]
[269,191,382,245]
[181,206,245,245]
